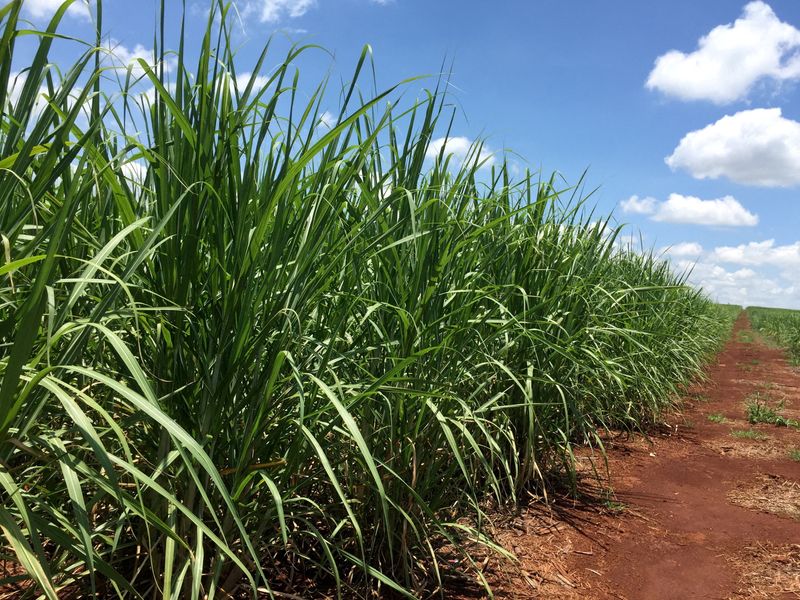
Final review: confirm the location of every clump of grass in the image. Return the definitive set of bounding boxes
[747,395,785,424]
[746,394,799,428]
[789,449,800,462]
[604,500,627,513]
[708,413,727,423]
[598,489,626,513]
[0,1,736,598]
[731,429,769,441]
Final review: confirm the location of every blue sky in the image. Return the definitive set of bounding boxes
[14,0,800,308]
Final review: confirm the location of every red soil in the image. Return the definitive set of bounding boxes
[485,313,800,599]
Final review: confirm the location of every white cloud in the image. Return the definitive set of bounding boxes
[121,160,147,185]
[318,110,337,129]
[711,239,800,269]
[658,238,800,308]
[281,26,309,34]
[614,231,645,251]
[646,1,800,104]
[138,82,177,105]
[620,195,657,215]
[665,108,800,187]
[23,0,92,21]
[101,39,176,76]
[620,193,758,227]
[679,258,799,308]
[425,136,496,167]
[231,72,269,92]
[6,70,86,121]
[652,194,758,226]
[8,72,48,119]
[8,71,29,109]
[660,242,704,257]
[241,0,316,23]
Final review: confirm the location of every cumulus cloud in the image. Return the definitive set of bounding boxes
[711,239,800,269]
[101,39,176,76]
[230,72,269,92]
[665,108,800,187]
[22,0,92,21]
[318,110,337,129]
[679,258,799,308]
[121,160,147,185]
[6,71,86,121]
[620,195,657,215]
[425,136,495,167]
[620,193,758,227]
[7,72,49,119]
[656,238,800,308]
[8,72,29,109]
[612,233,646,254]
[660,242,704,257]
[653,194,758,226]
[138,82,177,105]
[238,0,316,23]
[646,1,800,104]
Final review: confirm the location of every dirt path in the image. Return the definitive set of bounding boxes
[489,313,800,599]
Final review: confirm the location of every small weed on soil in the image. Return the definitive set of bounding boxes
[745,392,799,428]
[708,413,727,423]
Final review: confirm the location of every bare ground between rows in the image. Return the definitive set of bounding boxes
[460,313,800,600]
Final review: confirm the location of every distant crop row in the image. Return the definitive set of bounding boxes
[748,306,800,363]
[0,2,734,598]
